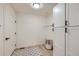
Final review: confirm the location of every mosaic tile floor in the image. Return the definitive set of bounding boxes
[11,45,53,56]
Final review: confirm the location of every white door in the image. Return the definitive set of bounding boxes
[53,28,65,56]
[0,4,4,56]
[66,27,79,56]
[53,3,66,56]
[53,3,65,27]
[4,4,16,56]
[68,3,79,26]
[66,3,79,56]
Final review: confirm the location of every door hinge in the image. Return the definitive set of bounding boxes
[52,24,54,27]
[52,24,54,32]
[15,44,16,46]
[65,20,68,26]
[15,32,16,35]
[52,28,54,32]
[15,21,16,23]
[65,28,67,33]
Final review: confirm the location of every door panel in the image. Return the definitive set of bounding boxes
[4,5,16,56]
[53,3,66,56]
[66,3,79,56]
[53,3,65,27]
[68,4,79,26]
[53,28,65,56]
[0,4,4,56]
[66,27,79,56]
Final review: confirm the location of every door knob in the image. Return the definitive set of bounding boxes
[5,37,10,40]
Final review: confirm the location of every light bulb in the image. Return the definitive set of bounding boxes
[33,3,40,8]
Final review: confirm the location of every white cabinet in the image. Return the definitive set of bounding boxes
[66,27,79,56]
[53,4,66,56]
[53,3,65,27]
[68,4,79,26]
[66,4,79,56]
[53,28,65,56]
[53,3,79,56]
[0,4,16,56]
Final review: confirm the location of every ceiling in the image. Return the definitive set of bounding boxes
[11,3,56,16]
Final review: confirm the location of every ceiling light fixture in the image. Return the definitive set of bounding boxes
[31,3,43,9]
[33,3,40,8]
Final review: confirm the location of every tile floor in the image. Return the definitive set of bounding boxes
[11,45,53,56]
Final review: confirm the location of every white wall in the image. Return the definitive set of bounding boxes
[16,13,47,48]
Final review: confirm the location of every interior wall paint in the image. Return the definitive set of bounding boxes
[16,13,47,48]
